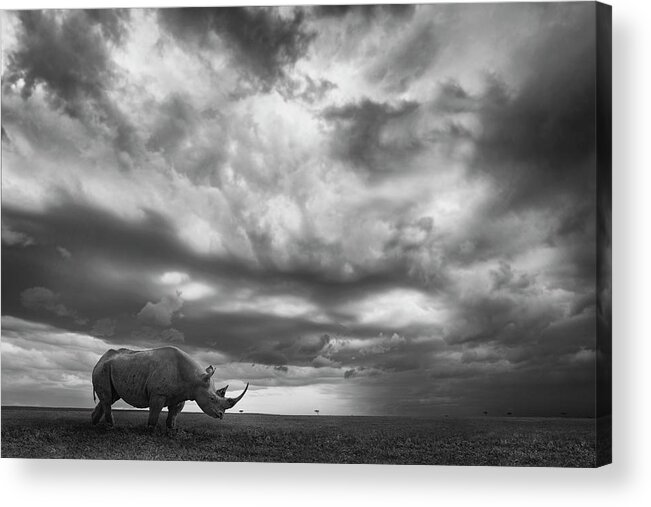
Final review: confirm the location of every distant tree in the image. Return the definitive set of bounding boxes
[561,412,567,417]
[507,411,513,416]
[444,414,449,418]
[239,410,244,413]
[314,409,320,415]
[483,411,488,416]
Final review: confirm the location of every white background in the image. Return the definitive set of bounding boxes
[0,0,649,505]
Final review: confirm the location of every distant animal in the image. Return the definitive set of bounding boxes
[91,346,248,430]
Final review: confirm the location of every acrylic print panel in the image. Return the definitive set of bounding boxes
[0,3,611,466]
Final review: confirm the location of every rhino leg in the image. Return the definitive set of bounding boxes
[103,402,114,427]
[147,395,166,429]
[166,401,185,430]
[92,362,116,427]
[91,403,104,425]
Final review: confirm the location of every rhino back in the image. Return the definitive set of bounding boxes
[105,347,201,408]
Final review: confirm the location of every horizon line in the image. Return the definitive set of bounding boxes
[0,405,600,419]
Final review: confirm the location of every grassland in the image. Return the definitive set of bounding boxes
[1,407,601,467]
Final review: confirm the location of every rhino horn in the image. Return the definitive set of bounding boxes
[226,382,249,409]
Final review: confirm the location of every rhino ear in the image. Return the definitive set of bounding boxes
[201,365,215,382]
[216,385,228,397]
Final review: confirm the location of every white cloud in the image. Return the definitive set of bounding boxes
[339,288,446,328]
[1,316,128,408]
[160,271,190,285]
[210,289,329,322]
[1,223,34,246]
[137,291,183,327]
[178,281,215,301]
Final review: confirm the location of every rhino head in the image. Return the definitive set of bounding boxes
[195,365,249,419]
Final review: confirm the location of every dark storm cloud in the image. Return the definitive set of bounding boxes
[5,10,129,110]
[489,261,536,293]
[181,312,336,362]
[4,9,139,164]
[448,358,596,417]
[90,317,115,338]
[310,5,415,21]
[379,215,452,288]
[421,11,598,296]
[246,349,288,367]
[554,204,594,240]
[371,353,422,373]
[426,272,596,409]
[132,326,185,344]
[1,200,433,359]
[1,202,185,331]
[244,331,434,374]
[321,91,471,179]
[1,126,10,144]
[364,20,437,93]
[569,291,596,318]
[146,94,198,155]
[357,330,597,417]
[20,286,81,322]
[296,333,331,355]
[443,291,557,348]
[3,201,454,378]
[158,7,314,92]
[532,312,596,362]
[431,80,480,114]
[469,17,596,212]
[84,9,131,45]
[145,93,227,185]
[322,99,422,174]
[0,199,412,303]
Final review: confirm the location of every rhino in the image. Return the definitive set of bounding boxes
[91,346,248,430]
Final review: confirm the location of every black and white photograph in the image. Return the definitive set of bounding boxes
[1,2,611,467]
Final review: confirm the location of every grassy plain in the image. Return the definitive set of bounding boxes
[1,407,600,466]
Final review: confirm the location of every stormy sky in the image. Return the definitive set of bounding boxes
[1,4,601,417]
